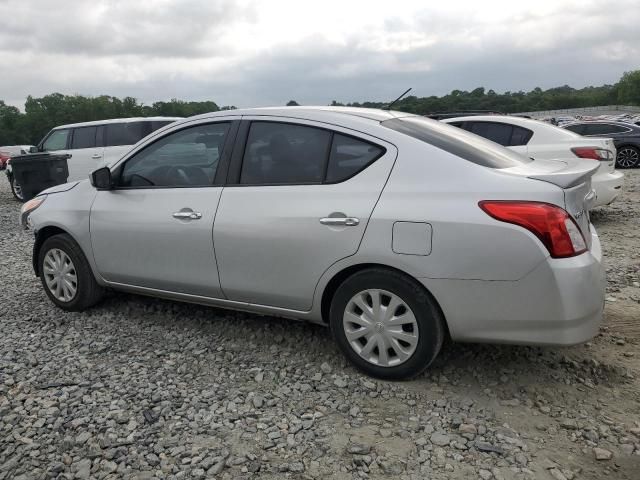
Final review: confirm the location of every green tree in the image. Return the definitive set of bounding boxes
[617,70,640,105]
[286,100,300,106]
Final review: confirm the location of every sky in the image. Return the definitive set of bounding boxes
[0,0,639,109]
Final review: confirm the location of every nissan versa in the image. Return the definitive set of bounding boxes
[20,107,605,379]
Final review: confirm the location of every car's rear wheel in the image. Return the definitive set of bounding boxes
[10,176,25,202]
[38,234,105,311]
[616,146,640,168]
[330,268,444,380]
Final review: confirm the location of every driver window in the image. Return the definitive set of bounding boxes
[119,123,229,188]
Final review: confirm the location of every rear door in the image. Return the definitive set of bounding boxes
[67,125,105,181]
[213,118,397,311]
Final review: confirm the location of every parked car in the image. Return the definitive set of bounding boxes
[0,145,34,169]
[443,115,623,207]
[6,117,181,201]
[20,107,604,379]
[560,121,640,169]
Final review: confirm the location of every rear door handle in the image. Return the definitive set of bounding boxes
[91,154,102,159]
[320,217,359,226]
[173,211,202,220]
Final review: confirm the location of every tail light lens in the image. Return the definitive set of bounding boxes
[479,201,587,258]
[571,147,613,161]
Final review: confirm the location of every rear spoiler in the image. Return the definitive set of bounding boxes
[527,161,599,189]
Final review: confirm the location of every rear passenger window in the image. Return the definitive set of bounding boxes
[470,122,512,146]
[106,122,146,146]
[326,134,384,183]
[583,123,630,135]
[240,122,331,184]
[564,124,585,134]
[71,126,97,149]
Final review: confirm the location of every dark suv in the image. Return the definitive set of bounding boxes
[562,121,640,168]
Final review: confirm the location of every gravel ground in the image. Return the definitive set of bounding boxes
[1,172,639,480]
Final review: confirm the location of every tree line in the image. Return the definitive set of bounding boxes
[1,70,638,146]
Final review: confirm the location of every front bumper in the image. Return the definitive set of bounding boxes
[592,170,624,207]
[422,227,605,346]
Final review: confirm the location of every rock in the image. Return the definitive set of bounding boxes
[348,443,371,455]
[459,424,477,436]
[593,447,613,460]
[320,362,332,374]
[479,469,493,480]
[549,468,568,480]
[474,442,505,455]
[334,378,348,388]
[560,419,578,430]
[430,432,451,446]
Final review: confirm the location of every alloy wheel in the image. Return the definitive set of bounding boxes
[617,147,639,168]
[343,289,419,367]
[43,248,78,302]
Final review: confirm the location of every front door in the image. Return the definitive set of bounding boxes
[90,120,234,297]
[214,118,397,311]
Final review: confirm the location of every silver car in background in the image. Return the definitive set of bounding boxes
[20,107,605,379]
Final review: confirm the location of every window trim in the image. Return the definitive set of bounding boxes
[111,120,239,190]
[226,119,387,187]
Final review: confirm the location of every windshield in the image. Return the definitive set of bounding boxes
[382,116,532,169]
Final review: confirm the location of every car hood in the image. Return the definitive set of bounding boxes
[39,181,81,195]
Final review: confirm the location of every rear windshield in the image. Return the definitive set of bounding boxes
[381,116,532,169]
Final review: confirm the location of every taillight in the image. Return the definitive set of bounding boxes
[479,201,587,258]
[571,147,613,161]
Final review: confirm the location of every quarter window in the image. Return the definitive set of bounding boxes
[119,123,229,188]
[42,129,69,151]
[326,134,383,183]
[240,122,331,184]
[71,126,97,149]
[564,124,585,134]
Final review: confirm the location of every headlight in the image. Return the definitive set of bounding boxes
[20,195,47,230]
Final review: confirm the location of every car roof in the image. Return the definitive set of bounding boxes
[53,117,183,129]
[185,106,412,123]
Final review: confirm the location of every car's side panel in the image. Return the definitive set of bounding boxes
[213,117,398,311]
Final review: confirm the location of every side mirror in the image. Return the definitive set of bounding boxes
[29,146,39,153]
[90,167,113,190]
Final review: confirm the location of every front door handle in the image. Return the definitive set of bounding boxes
[91,154,102,159]
[173,211,202,220]
[320,217,359,226]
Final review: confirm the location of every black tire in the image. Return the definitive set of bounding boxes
[9,175,25,202]
[329,268,445,380]
[38,233,105,311]
[616,145,640,169]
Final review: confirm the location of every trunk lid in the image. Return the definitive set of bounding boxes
[501,158,598,247]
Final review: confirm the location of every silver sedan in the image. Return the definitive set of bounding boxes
[21,107,605,379]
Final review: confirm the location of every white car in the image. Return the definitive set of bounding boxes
[7,117,181,201]
[32,117,182,182]
[443,116,624,207]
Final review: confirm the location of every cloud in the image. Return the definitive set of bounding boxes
[0,0,638,109]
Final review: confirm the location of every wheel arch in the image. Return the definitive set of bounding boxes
[33,226,73,276]
[319,262,450,337]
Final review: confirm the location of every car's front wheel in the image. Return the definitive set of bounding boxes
[330,268,445,380]
[38,234,105,311]
[10,176,25,202]
[616,146,640,168]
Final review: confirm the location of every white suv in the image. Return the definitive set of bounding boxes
[8,117,181,200]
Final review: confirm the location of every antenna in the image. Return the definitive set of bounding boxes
[383,88,412,110]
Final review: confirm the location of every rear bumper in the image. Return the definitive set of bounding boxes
[592,170,624,207]
[422,227,605,346]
